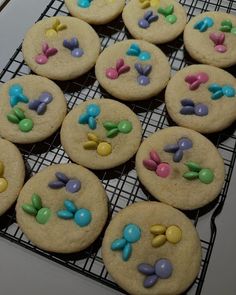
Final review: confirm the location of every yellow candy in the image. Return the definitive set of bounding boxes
[83,141,98,150]
[0,161,4,176]
[97,142,112,156]
[45,29,57,37]
[150,0,160,7]
[166,225,182,244]
[0,178,8,193]
[57,24,67,31]
[152,234,166,247]
[87,133,99,143]
[140,1,150,8]
[150,224,166,235]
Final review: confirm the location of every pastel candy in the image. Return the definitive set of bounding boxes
[65,179,81,193]
[138,263,155,275]
[74,208,92,227]
[123,224,141,243]
[144,275,159,288]
[111,238,127,250]
[64,200,77,213]
[55,172,69,183]
[155,259,172,279]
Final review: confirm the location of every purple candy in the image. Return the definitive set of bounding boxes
[173,149,183,162]
[164,144,179,153]
[180,105,195,115]
[143,65,152,76]
[135,63,143,75]
[148,14,159,23]
[66,179,81,193]
[144,274,159,288]
[144,10,153,20]
[63,39,74,50]
[138,18,150,29]
[71,48,84,58]
[71,37,79,48]
[39,92,53,104]
[155,259,172,279]
[178,138,193,150]
[181,99,194,107]
[48,180,65,189]
[55,172,69,184]
[138,75,150,86]
[138,263,155,275]
[28,100,41,110]
[194,103,208,116]
[37,102,47,115]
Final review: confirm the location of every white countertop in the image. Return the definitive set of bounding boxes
[0,1,236,294]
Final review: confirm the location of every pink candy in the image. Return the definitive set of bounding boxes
[35,43,58,65]
[185,72,209,90]
[209,32,227,53]
[106,58,130,80]
[143,150,171,178]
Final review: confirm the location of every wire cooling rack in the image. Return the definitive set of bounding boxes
[1,0,236,294]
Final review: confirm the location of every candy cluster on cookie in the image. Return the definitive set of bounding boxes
[6,84,54,133]
[0,161,8,193]
[78,103,133,157]
[111,220,182,288]
[193,15,236,53]
[143,136,214,184]
[21,171,92,227]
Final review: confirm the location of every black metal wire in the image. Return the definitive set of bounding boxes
[1,0,236,294]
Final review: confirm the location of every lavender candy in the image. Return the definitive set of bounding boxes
[194,104,208,116]
[71,48,84,58]
[137,75,150,86]
[66,179,81,193]
[181,98,195,107]
[48,180,65,189]
[138,263,155,275]
[178,138,193,150]
[55,172,69,184]
[164,144,179,153]
[173,149,183,162]
[28,100,41,110]
[155,259,173,279]
[138,18,150,29]
[37,102,47,115]
[38,92,53,104]
[180,105,195,115]
[144,275,159,288]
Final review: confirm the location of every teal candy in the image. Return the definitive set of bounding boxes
[111,238,127,250]
[78,0,91,8]
[79,113,89,124]
[222,86,235,97]
[123,224,141,243]
[139,51,151,61]
[9,84,23,96]
[10,96,18,107]
[74,208,92,227]
[87,104,101,117]
[204,17,214,27]
[57,210,74,219]
[88,116,96,130]
[212,90,224,100]
[122,243,132,261]
[64,200,77,213]
[208,83,222,92]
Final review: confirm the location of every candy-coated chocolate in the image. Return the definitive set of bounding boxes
[87,104,101,117]
[155,259,172,279]
[29,100,41,110]
[31,193,42,210]
[166,225,182,243]
[194,104,208,116]
[185,161,201,172]
[0,178,8,193]
[166,14,177,24]
[57,210,74,219]
[123,224,141,243]
[183,171,199,180]
[71,48,84,58]
[103,122,117,130]
[111,238,127,250]
[181,99,195,106]
[83,141,98,149]
[107,128,119,138]
[7,113,19,124]
[19,118,34,132]
[173,149,183,162]
[180,105,195,115]
[74,208,92,227]
[39,92,53,104]
[156,163,171,178]
[97,142,112,156]
[222,85,235,97]
[138,263,155,275]
[65,179,81,193]
[143,159,158,171]
[144,274,159,288]
[150,150,161,164]
[118,120,132,134]
[55,172,69,184]
[88,116,96,130]
[22,204,37,216]
[36,207,51,224]
[178,138,193,150]
[122,242,132,261]
[48,180,65,189]
[64,200,77,213]
[9,84,29,107]
[152,234,166,247]
[164,144,179,153]
[87,133,99,142]
[199,168,214,184]
[150,224,166,235]
[37,102,47,115]
[14,108,25,120]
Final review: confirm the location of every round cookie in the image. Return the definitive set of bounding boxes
[184,12,236,68]
[22,16,100,80]
[165,64,236,133]
[95,39,171,101]
[0,139,25,216]
[136,127,225,210]
[60,98,142,169]
[16,163,108,253]
[102,201,201,295]
[122,0,187,44]
[0,75,67,144]
[64,0,125,25]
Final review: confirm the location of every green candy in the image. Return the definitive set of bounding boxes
[36,207,51,224]
[158,5,174,17]
[107,128,119,138]
[166,14,177,24]
[22,204,37,216]
[103,121,118,130]
[31,193,42,210]
[185,161,202,172]
[7,113,20,124]
[19,118,33,132]
[183,171,199,180]
[14,107,25,120]
[199,168,214,184]
[220,25,231,32]
[118,120,133,134]
[231,27,236,35]
[221,19,232,28]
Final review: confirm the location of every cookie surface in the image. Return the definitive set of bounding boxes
[22,16,100,80]
[60,98,142,169]
[136,127,225,210]
[65,0,125,25]
[122,0,187,44]
[95,39,171,101]
[0,139,25,216]
[184,12,236,68]
[165,64,236,133]
[0,75,67,144]
[102,201,201,295]
[16,163,108,253]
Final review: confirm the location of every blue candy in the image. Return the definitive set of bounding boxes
[122,243,132,261]
[64,200,77,213]
[123,224,141,243]
[222,85,235,97]
[57,210,74,219]
[77,0,91,8]
[8,84,29,107]
[194,17,214,32]
[74,208,92,227]
[208,83,235,100]
[78,103,100,130]
[111,238,127,250]
[126,43,151,61]
[87,104,101,117]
